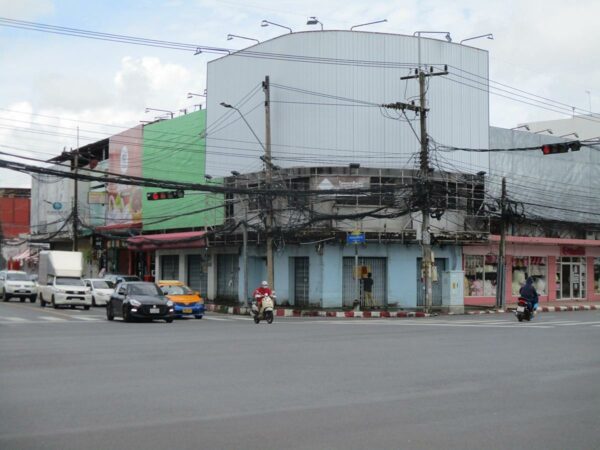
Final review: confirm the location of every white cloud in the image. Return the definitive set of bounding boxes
[0,0,54,18]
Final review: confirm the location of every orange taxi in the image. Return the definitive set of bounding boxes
[157,280,204,319]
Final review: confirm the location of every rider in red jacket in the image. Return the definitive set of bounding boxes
[252,280,273,313]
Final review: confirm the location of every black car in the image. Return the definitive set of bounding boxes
[106,282,175,323]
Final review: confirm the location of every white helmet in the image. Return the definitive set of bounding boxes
[261,280,268,287]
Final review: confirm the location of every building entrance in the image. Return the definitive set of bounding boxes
[556,257,586,300]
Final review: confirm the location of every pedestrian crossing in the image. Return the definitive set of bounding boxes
[0,315,106,325]
[1,313,599,327]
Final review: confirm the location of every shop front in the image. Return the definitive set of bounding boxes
[463,236,600,306]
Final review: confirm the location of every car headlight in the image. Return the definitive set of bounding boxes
[166,300,173,307]
[129,299,142,307]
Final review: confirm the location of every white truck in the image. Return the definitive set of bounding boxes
[38,251,92,309]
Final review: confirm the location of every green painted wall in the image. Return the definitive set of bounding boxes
[142,110,224,231]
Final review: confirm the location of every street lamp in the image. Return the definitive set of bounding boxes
[227,34,260,44]
[460,33,494,45]
[350,19,387,31]
[413,31,452,69]
[220,102,266,152]
[306,16,323,30]
[187,91,206,99]
[559,132,579,139]
[145,107,173,119]
[261,19,292,33]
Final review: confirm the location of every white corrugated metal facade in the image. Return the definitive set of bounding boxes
[206,31,490,177]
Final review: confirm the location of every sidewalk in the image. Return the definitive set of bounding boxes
[206,301,600,319]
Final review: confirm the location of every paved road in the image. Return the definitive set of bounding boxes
[1,301,599,450]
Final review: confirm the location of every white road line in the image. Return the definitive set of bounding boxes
[203,316,234,321]
[71,316,102,321]
[38,316,68,322]
[3,317,30,323]
[554,321,600,326]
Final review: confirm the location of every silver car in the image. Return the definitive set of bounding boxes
[84,278,115,307]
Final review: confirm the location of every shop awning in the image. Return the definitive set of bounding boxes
[488,235,600,247]
[127,231,207,251]
[13,249,31,261]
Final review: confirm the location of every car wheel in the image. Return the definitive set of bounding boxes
[30,295,37,303]
[39,294,46,307]
[165,318,174,323]
[92,296,97,307]
[51,296,58,309]
[106,303,114,321]
[83,305,90,311]
[20,297,25,303]
[194,315,203,319]
[123,306,131,322]
[2,289,7,302]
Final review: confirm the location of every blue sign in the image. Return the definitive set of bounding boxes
[346,232,365,244]
[52,202,63,210]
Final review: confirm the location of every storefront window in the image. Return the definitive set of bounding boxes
[512,256,547,295]
[594,258,600,294]
[464,255,498,297]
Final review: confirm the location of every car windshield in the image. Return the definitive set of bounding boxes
[7,273,29,281]
[161,285,193,295]
[128,284,161,296]
[123,276,141,282]
[55,277,85,286]
[92,280,114,289]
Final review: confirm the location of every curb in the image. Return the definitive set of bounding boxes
[205,304,432,318]
[466,304,600,315]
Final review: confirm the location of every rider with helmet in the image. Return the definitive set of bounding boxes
[252,280,273,314]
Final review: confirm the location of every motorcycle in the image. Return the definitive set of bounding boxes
[252,293,275,324]
[515,297,537,322]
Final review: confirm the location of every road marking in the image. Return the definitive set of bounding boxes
[71,316,102,321]
[38,316,68,322]
[554,321,600,326]
[203,316,235,321]
[3,317,30,323]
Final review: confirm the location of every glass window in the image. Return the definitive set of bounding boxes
[55,277,85,286]
[128,283,161,296]
[512,256,547,295]
[594,258,600,294]
[92,280,113,289]
[464,255,497,297]
[161,285,193,295]
[7,272,29,281]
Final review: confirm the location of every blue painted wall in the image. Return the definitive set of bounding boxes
[259,242,463,308]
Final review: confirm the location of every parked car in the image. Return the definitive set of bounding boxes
[106,281,175,323]
[0,270,38,303]
[157,280,205,319]
[103,274,141,286]
[84,278,115,306]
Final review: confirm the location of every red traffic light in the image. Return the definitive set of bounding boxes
[541,141,581,155]
[146,190,185,201]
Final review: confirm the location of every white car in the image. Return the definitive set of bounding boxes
[84,278,115,307]
[0,270,38,303]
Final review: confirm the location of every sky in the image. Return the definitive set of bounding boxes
[1,0,599,188]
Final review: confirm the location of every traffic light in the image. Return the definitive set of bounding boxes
[541,141,581,155]
[146,190,185,201]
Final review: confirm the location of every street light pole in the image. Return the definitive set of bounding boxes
[72,126,79,252]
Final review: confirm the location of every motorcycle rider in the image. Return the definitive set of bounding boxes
[252,280,273,315]
[519,276,539,313]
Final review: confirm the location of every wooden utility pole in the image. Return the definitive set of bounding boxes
[263,76,274,289]
[496,177,507,310]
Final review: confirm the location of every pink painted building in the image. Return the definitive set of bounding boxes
[463,235,600,305]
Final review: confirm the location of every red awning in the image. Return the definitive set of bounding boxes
[127,231,207,251]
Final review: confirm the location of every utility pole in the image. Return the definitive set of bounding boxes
[385,65,448,313]
[263,76,274,289]
[496,177,507,310]
[72,126,79,252]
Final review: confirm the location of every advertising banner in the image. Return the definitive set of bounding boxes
[106,125,143,228]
